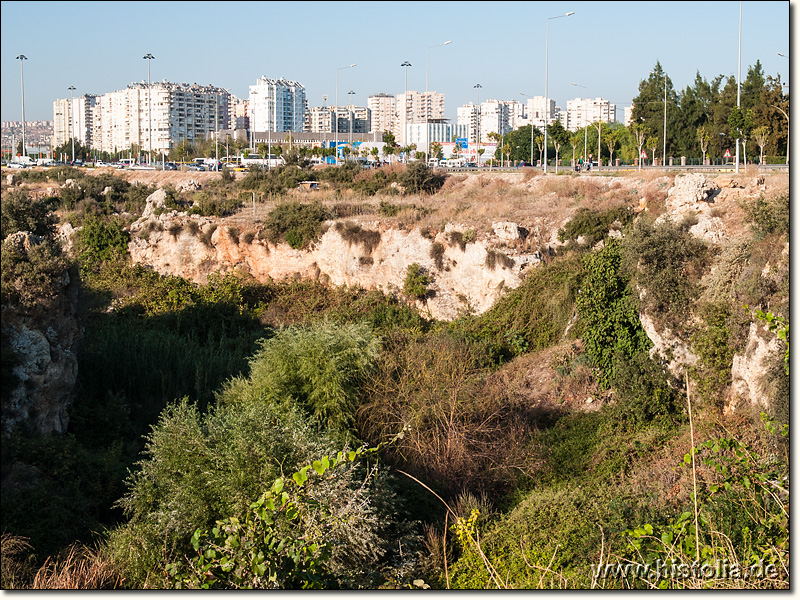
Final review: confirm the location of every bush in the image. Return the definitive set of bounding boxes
[1,235,69,308]
[740,192,789,238]
[557,206,633,251]
[403,263,432,301]
[1,190,57,241]
[264,201,331,249]
[222,322,380,437]
[75,217,129,274]
[623,216,708,330]
[576,239,652,389]
[399,162,445,195]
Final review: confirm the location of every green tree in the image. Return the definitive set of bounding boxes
[0,189,57,241]
[547,120,571,168]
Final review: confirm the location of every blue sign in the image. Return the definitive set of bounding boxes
[455,138,468,149]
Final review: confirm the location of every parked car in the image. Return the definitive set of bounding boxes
[6,162,26,169]
[164,162,177,170]
[188,164,206,171]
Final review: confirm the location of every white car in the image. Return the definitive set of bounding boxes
[6,162,26,169]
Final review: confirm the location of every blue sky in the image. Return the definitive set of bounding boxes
[0,0,791,123]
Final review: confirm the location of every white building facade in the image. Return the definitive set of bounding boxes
[367,93,396,135]
[85,82,230,154]
[564,97,617,131]
[395,90,446,145]
[248,77,307,133]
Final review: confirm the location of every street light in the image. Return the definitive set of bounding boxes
[336,63,357,163]
[348,90,356,148]
[544,11,574,174]
[143,53,155,164]
[250,89,258,153]
[16,54,27,157]
[401,61,411,151]
[68,86,76,163]
[474,83,482,165]
[426,40,452,160]
[571,83,588,166]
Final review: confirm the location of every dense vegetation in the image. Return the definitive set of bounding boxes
[0,165,788,589]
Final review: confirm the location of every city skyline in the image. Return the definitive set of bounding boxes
[0,1,791,124]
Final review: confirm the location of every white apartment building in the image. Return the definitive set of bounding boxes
[90,82,230,154]
[456,100,520,144]
[395,90,446,145]
[304,105,370,137]
[564,97,617,132]
[248,77,307,133]
[523,96,557,129]
[305,106,334,133]
[52,95,99,149]
[367,93,396,134]
[405,121,468,154]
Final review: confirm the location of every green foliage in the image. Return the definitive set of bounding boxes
[753,308,789,376]
[263,201,331,249]
[557,206,634,251]
[689,303,736,404]
[166,444,380,589]
[222,322,380,437]
[452,253,581,361]
[1,189,57,241]
[621,421,789,588]
[186,190,242,217]
[576,239,652,389]
[403,263,432,301]
[75,216,130,274]
[399,162,445,194]
[238,165,310,196]
[624,216,708,330]
[740,193,789,239]
[1,235,69,308]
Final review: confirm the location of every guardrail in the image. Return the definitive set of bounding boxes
[440,164,789,174]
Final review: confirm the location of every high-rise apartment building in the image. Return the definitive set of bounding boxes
[248,77,307,133]
[367,93,396,135]
[62,82,230,154]
[564,97,616,131]
[52,95,99,149]
[395,90,445,145]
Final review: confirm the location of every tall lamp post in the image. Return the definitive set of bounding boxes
[16,54,27,157]
[775,51,789,165]
[571,83,588,164]
[425,40,452,160]
[735,0,741,174]
[143,53,155,164]
[347,90,356,148]
[543,11,574,174]
[68,86,76,163]
[335,63,357,163]
[473,83,482,165]
[401,60,412,151]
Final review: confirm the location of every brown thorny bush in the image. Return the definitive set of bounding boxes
[358,331,541,497]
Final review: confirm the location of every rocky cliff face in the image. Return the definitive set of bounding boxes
[1,234,81,435]
[128,200,544,321]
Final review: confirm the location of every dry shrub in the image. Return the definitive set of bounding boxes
[334,220,382,253]
[30,544,123,590]
[359,332,540,497]
[440,174,467,191]
[1,534,35,589]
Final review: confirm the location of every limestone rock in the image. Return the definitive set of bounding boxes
[730,322,784,412]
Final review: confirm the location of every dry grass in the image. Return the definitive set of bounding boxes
[0,535,123,590]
